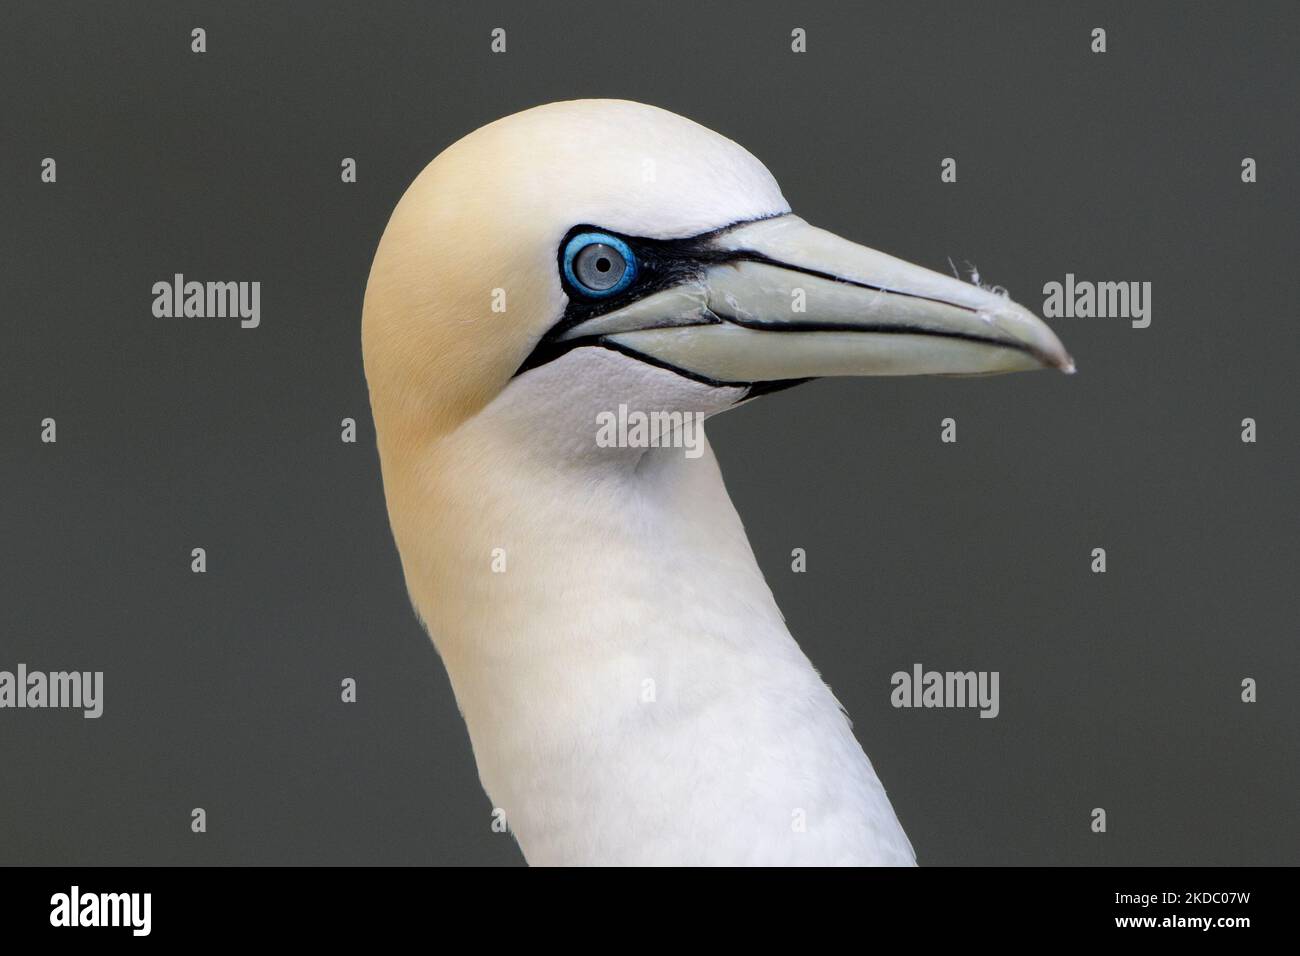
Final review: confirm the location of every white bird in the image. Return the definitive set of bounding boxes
[362,100,1072,866]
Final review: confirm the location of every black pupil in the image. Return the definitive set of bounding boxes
[572,241,627,292]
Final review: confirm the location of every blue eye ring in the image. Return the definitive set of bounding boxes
[562,232,637,298]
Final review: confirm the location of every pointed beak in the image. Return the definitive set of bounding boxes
[558,215,1074,384]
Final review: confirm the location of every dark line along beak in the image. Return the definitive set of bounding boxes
[552,215,1074,384]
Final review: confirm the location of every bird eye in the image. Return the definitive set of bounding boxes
[562,232,636,297]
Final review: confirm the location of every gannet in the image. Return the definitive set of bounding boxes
[362,100,1072,866]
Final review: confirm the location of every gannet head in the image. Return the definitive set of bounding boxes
[363,99,1072,453]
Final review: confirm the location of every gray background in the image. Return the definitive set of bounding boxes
[2,0,1296,866]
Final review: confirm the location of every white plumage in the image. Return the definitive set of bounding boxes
[363,100,1070,865]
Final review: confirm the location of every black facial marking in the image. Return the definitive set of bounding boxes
[513,214,1036,389]
[553,225,737,329]
[515,220,769,381]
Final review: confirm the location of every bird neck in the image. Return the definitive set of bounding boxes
[372,362,912,863]
[379,351,781,682]
[391,413,789,681]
